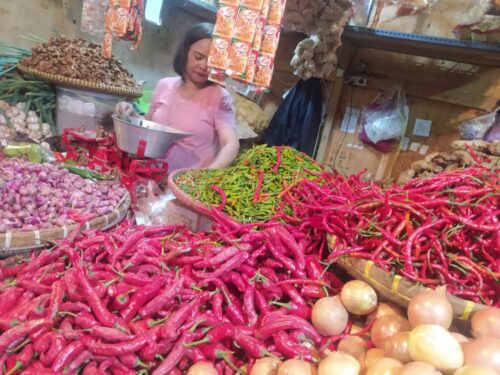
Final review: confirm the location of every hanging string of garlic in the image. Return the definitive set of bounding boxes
[0,100,52,141]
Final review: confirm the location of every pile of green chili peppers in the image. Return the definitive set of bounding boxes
[175,145,324,223]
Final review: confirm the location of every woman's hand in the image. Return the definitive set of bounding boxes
[115,101,138,117]
[206,128,240,169]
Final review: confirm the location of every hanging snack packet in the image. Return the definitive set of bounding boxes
[208,37,231,70]
[214,5,238,38]
[228,41,252,75]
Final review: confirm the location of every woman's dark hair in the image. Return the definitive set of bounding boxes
[173,23,214,77]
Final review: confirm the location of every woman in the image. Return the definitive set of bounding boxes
[116,23,239,171]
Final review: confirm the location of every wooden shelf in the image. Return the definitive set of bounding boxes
[342,26,500,67]
[170,0,217,22]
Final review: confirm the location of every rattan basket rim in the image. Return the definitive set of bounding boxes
[17,64,143,98]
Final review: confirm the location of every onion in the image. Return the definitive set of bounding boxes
[359,348,385,373]
[408,324,464,372]
[371,315,411,349]
[462,337,500,372]
[398,361,442,375]
[454,365,497,375]
[471,308,500,340]
[277,359,317,375]
[338,336,369,359]
[311,296,349,336]
[451,333,471,344]
[368,303,403,323]
[407,289,453,329]
[318,352,360,375]
[251,357,282,375]
[340,280,378,315]
[384,332,412,363]
[186,361,218,375]
[365,358,402,375]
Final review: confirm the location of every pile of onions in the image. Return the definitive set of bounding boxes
[0,157,126,232]
[254,284,500,375]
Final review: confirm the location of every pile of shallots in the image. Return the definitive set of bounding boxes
[0,158,127,232]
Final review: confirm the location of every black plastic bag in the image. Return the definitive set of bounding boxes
[263,78,323,157]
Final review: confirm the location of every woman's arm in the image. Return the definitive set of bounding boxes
[207,127,240,169]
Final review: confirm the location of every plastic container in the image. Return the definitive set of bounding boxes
[55,87,122,135]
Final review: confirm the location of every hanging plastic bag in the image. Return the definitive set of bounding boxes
[362,85,409,144]
[103,0,144,59]
[81,0,109,37]
[458,112,496,140]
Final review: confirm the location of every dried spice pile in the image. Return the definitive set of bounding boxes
[20,36,137,89]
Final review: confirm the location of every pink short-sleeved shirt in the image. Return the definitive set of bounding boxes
[146,77,236,172]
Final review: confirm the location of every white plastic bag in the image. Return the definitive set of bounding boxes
[363,85,409,143]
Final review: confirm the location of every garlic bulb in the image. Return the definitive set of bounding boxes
[0,101,50,141]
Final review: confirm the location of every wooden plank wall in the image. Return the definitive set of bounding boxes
[319,48,500,182]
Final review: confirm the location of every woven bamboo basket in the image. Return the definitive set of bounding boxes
[335,253,486,322]
[17,64,143,98]
[167,168,214,218]
[0,192,130,257]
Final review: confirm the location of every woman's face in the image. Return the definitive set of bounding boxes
[185,38,211,86]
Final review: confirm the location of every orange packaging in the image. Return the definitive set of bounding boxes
[228,40,252,75]
[252,18,265,50]
[208,37,231,70]
[219,0,240,6]
[209,68,227,85]
[233,9,260,43]
[214,6,238,38]
[243,50,259,82]
[253,54,274,88]
[240,0,264,10]
[267,0,285,24]
[260,0,271,18]
[260,24,281,55]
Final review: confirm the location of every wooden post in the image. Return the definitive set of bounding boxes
[315,46,354,163]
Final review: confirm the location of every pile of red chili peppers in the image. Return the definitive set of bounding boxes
[0,214,355,375]
[279,164,500,306]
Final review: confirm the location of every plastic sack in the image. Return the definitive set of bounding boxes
[362,85,409,144]
[458,112,496,140]
[0,141,43,163]
[81,0,109,37]
[485,117,500,142]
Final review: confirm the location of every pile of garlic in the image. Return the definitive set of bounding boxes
[285,0,352,80]
[0,101,52,141]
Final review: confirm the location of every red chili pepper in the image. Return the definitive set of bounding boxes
[5,343,33,375]
[0,319,52,352]
[254,289,273,315]
[234,331,274,359]
[66,349,93,374]
[120,275,164,321]
[272,226,306,271]
[139,338,173,362]
[193,247,240,269]
[45,281,64,321]
[273,331,313,360]
[269,300,311,320]
[151,332,194,375]
[60,317,81,340]
[90,326,135,342]
[109,231,144,266]
[50,335,91,372]
[266,234,306,279]
[86,330,156,356]
[138,276,183,319]
[77,267,117,327]
[300,284,327,299]
[0,288,24,316]
[21,249,64,275]
[210,184,227,210]
[82,361,106,375]
[193,252,249,280]
[243,286,259,326]
[75,311,99,330]
[259,314,322,344]
[18,280,52,295]
[160,299,197,340]
[252,169,265,205]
